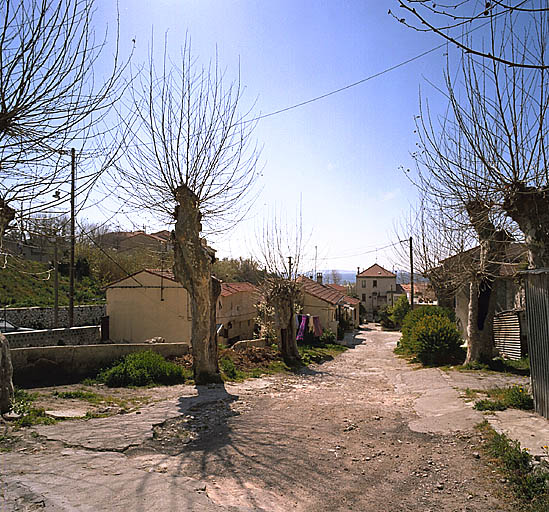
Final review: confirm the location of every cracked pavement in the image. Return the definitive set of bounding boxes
[1,326,534,511]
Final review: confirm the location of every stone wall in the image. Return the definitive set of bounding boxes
[10,343,190,385]
[5,326,101,348]
[0,305,105,329]
[231,338,267,352]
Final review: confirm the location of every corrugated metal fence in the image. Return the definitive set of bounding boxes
[523,270,549,419]
[494,310,525,360]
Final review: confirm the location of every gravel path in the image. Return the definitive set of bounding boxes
[2,326,517,511]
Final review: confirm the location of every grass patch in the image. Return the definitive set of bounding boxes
[474,386,534,412]
[458,357,530,376]
[96,350,191,387]
[14,408,57,428]
[298,343,347,366]
[8,388,56,427]
[477,421,549,511]
[51,389,132,410]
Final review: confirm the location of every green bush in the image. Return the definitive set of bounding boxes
[389,295,410,328]
[398,305,455,353]
[410,314,462,365]
[219,356,239,380]
[319,329,336,345]
[97,350,187,387]
[378,305,395,329]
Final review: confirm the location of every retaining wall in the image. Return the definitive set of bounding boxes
[231,338,267,352]
[5,326,101,348]
[0,305,106,329]
[10,342,190,385]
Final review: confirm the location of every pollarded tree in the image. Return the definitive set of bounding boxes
[114,41,259,384]
[255,211,305,364]
[0,0,129,237]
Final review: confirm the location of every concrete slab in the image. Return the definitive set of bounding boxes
[1,448,233,512]
[486,408,549,457]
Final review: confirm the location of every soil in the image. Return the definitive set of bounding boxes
[1,326,520,511]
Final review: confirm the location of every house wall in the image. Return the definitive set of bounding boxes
[301,293,338,333]
[217,291,258,343]
[357,276,397,318]
[455,278,525,338]
[106,272,191,344]
[454,285,469,336]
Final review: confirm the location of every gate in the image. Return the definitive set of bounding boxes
[523,270,549,419]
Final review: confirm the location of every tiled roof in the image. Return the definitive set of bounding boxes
[326,283,347,293]
[297,276,345,305]
[220,282,259,297]
[341,295,360,306]
[357,264,395,278]
[143,269,177,282]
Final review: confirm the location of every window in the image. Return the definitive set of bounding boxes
[361,293,366,301]
[373,280,377,288]
[361,280,366,288]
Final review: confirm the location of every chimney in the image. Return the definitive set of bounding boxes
[357,266,360,275]
[316,272,323,285]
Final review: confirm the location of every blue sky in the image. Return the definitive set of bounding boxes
[93,1,454,273]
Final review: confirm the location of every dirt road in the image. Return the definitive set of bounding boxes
[2,327,515,511]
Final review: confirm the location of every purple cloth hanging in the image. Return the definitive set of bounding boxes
[296,315,307,341]
[313,316,323,337]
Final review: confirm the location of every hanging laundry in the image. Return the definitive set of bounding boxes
[313,316,323,337]
[296,315,307,341]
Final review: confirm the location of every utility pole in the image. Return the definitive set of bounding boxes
[69,148,76,327]
[314,245,317,277]
[288,256,292,280]
[54,235,59,328]
[409,236,414,310]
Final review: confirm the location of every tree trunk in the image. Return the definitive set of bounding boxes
[463,200,511,363]
[465,280,496,364]
[278,308,300,364]
[0,334,14,414]
[503,183,549,268]
[0,200,15,245]
[173,184,222,384]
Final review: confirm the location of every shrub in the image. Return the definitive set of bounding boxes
[319,329,336,345]
[398,305,455,353]
[389,295,410,328]
[410,314,462,365]
[219,356,239,380]
[378,305,395,329]
[97,350,186,387]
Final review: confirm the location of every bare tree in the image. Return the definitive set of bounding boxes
[0,0,129,240]
[255,212,305,364]
[405,33,545,360]
[114,41,259,384]
[328,269,342,285]
[392,0,549,69]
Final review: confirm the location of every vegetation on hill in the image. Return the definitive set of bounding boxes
[0,257,104,308]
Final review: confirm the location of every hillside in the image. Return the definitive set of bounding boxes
[0,258,104,308]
